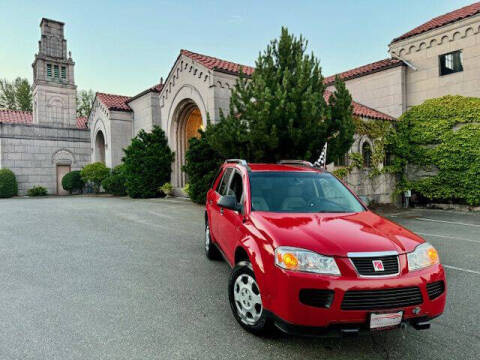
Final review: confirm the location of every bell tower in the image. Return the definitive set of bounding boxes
[32,18,77,128]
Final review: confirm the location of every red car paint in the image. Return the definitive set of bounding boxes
[206,163,446,330]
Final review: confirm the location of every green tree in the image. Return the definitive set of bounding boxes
[215,27,353,163]
[101,164,127,196]
[0,77,32,111]
[123,126,174,198]
[80,162,110,193]
[77,89,95,118]
[183,129,223,203]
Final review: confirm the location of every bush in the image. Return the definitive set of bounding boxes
[102,165,127,196]
[391,95,480,206]
[0,168,18,198]
[62,170,84,194]
[123,126,174,198]
[80,162,110,193]
[27,186,47,197]
[183,130,223,204]
[160,182,174,196]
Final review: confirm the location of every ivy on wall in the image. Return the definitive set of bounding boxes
[333,117,395,179]
[390,95,480,206]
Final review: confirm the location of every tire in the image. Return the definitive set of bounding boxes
[205,219,221,260]
[228,261,270,334]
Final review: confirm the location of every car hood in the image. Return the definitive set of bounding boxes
[249,211,424,257]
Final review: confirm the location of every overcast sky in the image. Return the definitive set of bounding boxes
[0,0,474,96]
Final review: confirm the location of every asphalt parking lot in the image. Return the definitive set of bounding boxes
[0,197,478,359]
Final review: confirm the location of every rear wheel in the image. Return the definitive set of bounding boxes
[205,220,221,260]
[228,261,269,334]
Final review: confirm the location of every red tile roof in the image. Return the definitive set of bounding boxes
[0,109,33,124]
[126,83,164,104]
[96,92,132,112]
[324,90,396,121]
[0,109,88,129]
[181,49,255,76]
[391,2,480,43]
[324,58,403,85]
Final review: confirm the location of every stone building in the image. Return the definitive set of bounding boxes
[0,19,90,195]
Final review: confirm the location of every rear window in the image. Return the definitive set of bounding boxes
[249,171,364,213]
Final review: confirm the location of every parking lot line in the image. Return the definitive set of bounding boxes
[415,217,480,227]
[443,265,480,275]
[415,232,480,244]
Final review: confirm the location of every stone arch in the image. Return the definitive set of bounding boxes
[52,148,75,165]
[429,39,437,47]
[440,35,449,44]
[417,42,426,51]
[95,130,106,164]
[169,97,205,187]
[452,31,461,41]
[464,27,474,37]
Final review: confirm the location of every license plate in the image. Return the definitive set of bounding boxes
[370,311,403,330]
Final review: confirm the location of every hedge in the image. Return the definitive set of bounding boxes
[0,168,18,198]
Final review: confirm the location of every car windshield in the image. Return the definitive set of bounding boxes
[249,171,365,213]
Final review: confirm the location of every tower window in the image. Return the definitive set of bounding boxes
[439,50,463,76]
[61,66,66,79]
[47,64,52,77]
[54,65,59,78]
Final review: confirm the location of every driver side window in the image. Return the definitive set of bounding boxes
[216,168,233,196]
[227,171,244,203]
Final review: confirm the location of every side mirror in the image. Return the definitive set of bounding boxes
[217,195,241,212]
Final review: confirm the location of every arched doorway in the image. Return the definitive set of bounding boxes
[172,100,204,187]
[95,130,106,164]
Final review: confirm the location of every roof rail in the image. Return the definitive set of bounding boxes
[225,159,248,166]
[278,160,314,168]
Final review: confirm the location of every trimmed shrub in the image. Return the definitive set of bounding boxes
[80,162,110,193]
[183,130,223,204]
[102,164,127,196]
[0,168,18,198]
[62,170,84,194]
[391,95,480,206]
[123,126,174,198]
[27,186,47,196]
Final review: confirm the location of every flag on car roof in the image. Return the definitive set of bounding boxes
[313,143,328,169]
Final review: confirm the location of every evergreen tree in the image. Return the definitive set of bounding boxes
[122,126,174,198]
[325,76,355,163]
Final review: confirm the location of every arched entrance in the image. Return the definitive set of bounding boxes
[95,130,106,164]
[172,100,204,187]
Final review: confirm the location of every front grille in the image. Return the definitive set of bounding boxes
[426,281,445,300]
[341,286,423,310]
[350,255,399,276]
[299,289,334,308]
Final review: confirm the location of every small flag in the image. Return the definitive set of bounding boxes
[313,143,328,169]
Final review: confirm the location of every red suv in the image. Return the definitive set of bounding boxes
[205,159,446,336]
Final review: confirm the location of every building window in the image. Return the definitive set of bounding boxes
[61,66,66,79]
[47,64,52,77]
[362,142,372,168]
[384,150,393,166]
[335,154,348,167]
[439,50,463,76]
[54,65,59,78]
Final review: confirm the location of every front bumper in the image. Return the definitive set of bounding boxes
[264,258,446,329]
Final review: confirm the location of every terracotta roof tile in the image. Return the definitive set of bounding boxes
[96,92,132,112]
[324,58,403,85]
[324,90,396,121]
[391,2,480,43]
[0,109,89,129]
[0,109,33,124]
[181,49,255,76]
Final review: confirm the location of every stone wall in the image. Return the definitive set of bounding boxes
[390,14,480,109]
[0,123,90,195]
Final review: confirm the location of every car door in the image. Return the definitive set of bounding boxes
[208,167,233,249]
[218,169,245,264]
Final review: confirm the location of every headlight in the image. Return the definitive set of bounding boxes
[407,242,439,271]
[275,247,340,275]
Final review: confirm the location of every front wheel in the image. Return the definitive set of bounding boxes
[228,261,270,334]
